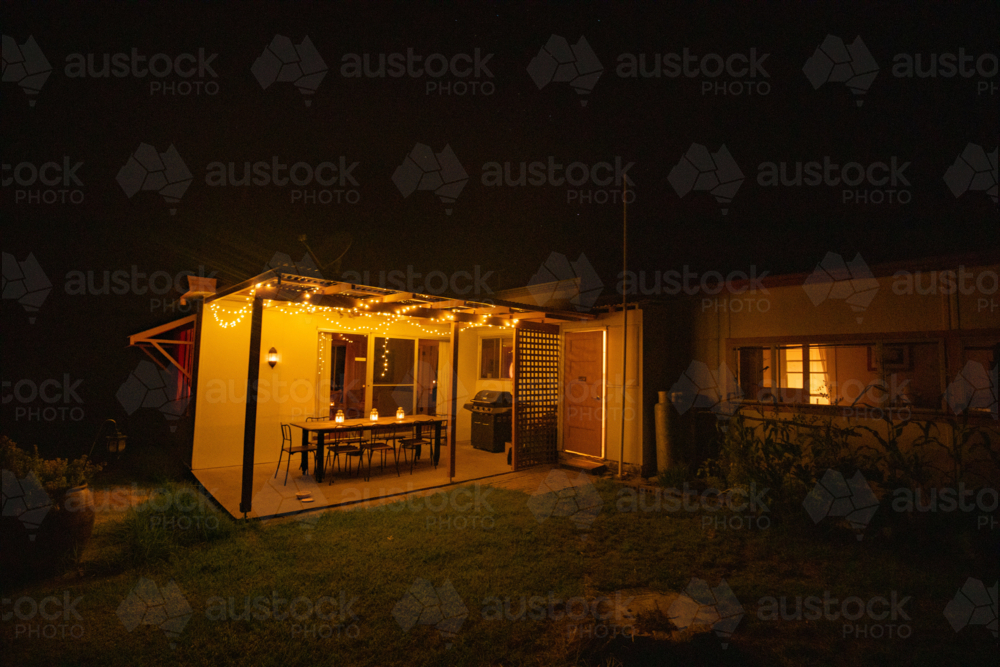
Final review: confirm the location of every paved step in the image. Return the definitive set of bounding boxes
[559,455,607,475]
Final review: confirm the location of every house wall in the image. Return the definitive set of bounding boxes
[453,328,516,443]
[692,262,1000,368]
[560,309,643,466]
[191,296,252,470]
[681,262,1000,484]
[191,298,454,470]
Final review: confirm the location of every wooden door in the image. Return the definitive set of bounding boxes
[563,330,604,457]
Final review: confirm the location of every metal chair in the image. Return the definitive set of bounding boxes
[323,428,362,483]
[399,420,446,474]
[363,425,400,481]
[275,423,316,485]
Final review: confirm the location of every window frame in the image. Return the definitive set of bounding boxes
[478,335,514,380]
[727,329,999,417]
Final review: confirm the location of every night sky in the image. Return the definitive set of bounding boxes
[3,1,998,453]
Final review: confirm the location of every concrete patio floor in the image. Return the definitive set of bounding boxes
[193,441,518,519]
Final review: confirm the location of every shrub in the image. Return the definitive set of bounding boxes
[112,481,236,567]
[0,436,103,506]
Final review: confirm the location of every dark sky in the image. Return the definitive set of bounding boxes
[3,1,998,452]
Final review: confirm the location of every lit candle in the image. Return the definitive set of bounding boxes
[370,408,379,421]
[396,407,405,420]
[335,410,345,424]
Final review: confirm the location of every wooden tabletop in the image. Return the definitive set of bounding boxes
[289,415,445,430]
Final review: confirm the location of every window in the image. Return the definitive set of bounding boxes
[738,342,941,409]
[960,345,998,416]
[480,337,513,379]
[373,337,416,414]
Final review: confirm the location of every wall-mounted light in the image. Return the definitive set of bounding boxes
[267,347,279,368]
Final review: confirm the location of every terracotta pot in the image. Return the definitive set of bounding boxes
[0,484,96,582]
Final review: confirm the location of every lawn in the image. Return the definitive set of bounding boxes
[2,474,997,666]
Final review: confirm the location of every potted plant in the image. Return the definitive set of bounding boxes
[0,436,104,581]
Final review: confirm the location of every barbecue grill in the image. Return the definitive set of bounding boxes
[463,390,512,453]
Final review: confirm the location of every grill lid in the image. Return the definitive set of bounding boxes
[471,390,512,407]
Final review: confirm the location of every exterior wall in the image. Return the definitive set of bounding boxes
[681,262,1000,484]
[560,309,643,466]
[695,262,999,355]
[454,327,514,443]
[191,298,453,470]
[190,297,252,470]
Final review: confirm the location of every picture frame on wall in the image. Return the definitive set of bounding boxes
[868,344,912,372]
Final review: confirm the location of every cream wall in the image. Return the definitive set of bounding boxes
[561,309,643,466]
[191,297,252,470]
[693,263,1000,364]
[191,299,452,470]
[451,327,512,442]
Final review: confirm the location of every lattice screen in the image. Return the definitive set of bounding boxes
[512,322,560,470]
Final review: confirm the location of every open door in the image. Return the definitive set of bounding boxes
[416,340,440,414]
[562,330,604,457]
[329,333,367,418]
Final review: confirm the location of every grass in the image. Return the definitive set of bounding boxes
[2,476,997,666]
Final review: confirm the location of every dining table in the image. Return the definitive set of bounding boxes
[288,415,446,483]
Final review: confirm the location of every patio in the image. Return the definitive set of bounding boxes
[193,440,512,518]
